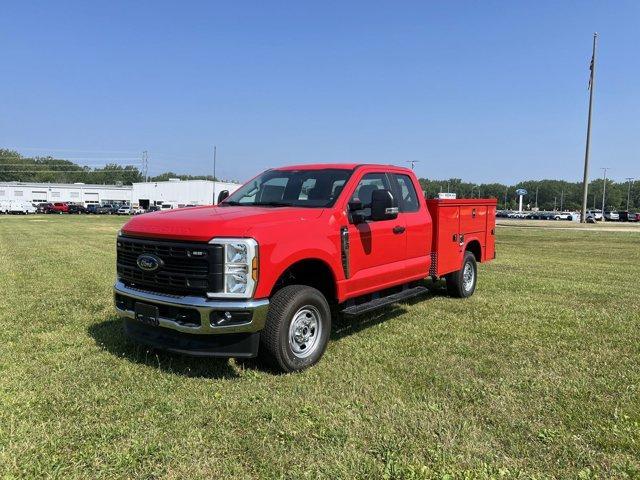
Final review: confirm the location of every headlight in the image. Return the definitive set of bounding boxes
[208,238,258,298]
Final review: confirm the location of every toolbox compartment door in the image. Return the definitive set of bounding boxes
[460,205,487,235]
[433,205,462,276]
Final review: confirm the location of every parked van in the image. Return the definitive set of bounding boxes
[8,201,37,214]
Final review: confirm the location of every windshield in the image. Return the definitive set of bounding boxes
[223,168,352,208]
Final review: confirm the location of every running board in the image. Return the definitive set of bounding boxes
[341,286,429,317]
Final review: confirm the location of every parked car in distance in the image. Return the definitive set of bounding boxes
[68,204,87,214]
[553,212,573,220]
[0,200,11,213]
[50,202,70,214]
[585,210,603,222]
[86,204,107,214]
[132,207,146,215]
[117,206,132,215]
[8,201,37,214]
[617,211,637,222]
[604,211,619,221]
[36,202,54,214]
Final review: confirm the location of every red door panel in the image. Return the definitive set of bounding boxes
[403,212,431,279]
[345,218,407,297]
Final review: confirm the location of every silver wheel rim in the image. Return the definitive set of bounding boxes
[463,261,475,292]
[288,306,322,359]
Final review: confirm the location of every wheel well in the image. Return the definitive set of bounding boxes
[271,259,337,303]
[465,240,482,261]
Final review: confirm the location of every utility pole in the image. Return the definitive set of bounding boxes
[560,189,564,212]
[626,177,634,211]
[580,33,598,223]
[554,196,557,211]
[447,181,450,193]
[504,188,508,210]
[535,186,539,209]
[406,160,419,170]
[142,150,149,182]
[212,146,217,205]
[601,167,609,221]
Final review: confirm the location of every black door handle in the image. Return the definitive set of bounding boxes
[393,225,405,234]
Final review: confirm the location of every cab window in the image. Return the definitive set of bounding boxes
[391,174,420,212]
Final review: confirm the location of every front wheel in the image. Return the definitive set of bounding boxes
[446,251,478,298]
[260,285,331,372]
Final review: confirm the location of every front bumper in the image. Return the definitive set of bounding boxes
[113,280,269,357]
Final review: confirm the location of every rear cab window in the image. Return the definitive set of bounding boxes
[390,173,420,213]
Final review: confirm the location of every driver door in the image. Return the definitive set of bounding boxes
[344,172,407,297]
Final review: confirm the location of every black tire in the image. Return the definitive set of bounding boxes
[259,285,331,373]
[445,251,478,298]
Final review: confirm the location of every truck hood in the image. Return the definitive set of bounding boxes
[121,205,325,242]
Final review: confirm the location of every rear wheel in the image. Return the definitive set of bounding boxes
[260,285,331,373]
[446,251,477,298]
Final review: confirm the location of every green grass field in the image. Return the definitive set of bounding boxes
[1,215,639,479]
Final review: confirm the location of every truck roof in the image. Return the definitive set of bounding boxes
[276,163,414,174]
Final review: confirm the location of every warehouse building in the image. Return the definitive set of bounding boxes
[0,179,242,207]
[0,182,132,205]
[131,179,241,209]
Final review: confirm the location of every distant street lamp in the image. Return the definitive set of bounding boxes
[626,177,635,211]
[601,167,609,221]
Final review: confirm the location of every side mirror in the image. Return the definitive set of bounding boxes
[348,200,365,224]
[371,189,398,221]
[348,200,363,212]
[217,190,229,204]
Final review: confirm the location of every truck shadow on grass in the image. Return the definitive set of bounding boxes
[88,284,443,377]
[330,290,438,341]
[87,317,240,379]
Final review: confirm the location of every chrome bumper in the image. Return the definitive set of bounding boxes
[113,280,269,335]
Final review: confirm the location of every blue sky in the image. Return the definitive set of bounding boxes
[1,1,638,183]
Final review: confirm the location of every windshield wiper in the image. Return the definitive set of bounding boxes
[219,201,243,206]
[252,201,293,207]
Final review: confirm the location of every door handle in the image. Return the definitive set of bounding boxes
[393,225,405,234]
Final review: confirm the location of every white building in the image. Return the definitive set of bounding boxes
[131,179,241,209]
[0,182,132,205]
[0,179,243,208]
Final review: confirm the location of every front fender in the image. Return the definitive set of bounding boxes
[252,234,343,299]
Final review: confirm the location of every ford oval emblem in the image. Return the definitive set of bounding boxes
[136,253,163,272]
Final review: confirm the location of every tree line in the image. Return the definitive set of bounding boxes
[417,177,638,211]
[1,149,637,211]
[0,149,220,185]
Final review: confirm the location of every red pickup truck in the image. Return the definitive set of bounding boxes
[51,202,70,214]
[115,164,496,372]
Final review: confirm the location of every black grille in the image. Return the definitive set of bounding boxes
[117,236,224,295]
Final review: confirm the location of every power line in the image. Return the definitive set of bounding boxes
[0,169,142,173]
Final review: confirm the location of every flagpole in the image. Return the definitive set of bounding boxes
[580,33,598,223]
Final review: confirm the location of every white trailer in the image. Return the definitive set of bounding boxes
[0,182,132,205]
[130,179,241,209]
